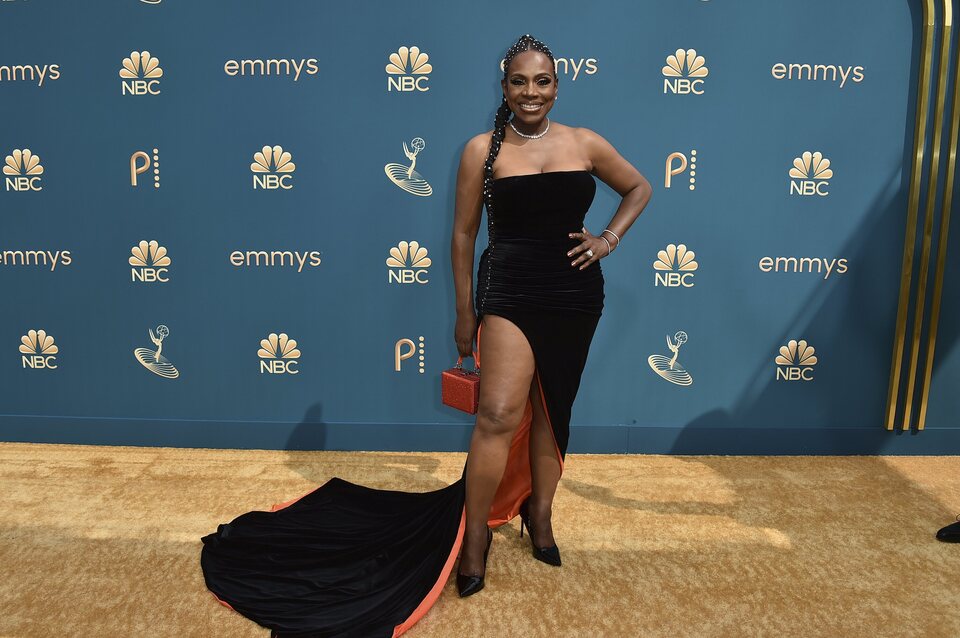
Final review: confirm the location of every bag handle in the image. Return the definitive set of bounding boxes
[454,320,483,372]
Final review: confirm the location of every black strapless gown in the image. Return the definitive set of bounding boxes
[199,169,604,637]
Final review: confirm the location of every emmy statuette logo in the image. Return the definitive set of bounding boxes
[775,339,817,381]
[662,49,708,95]
[131,148,160,188]
[4,149,44,191]
[129,240,171,283]
[395,336,425,373]
[120,51,163,96]
[789,151,832,196]
[258,333,300,375]
[386,46,432,92]
[654,243,698,287]
[134,325,179,379]
[386,241,431,284]
[648,331,693,386]
[20,329,58,370]
[665,150,697,190]
[251,145,295,190]
[384,137,432,196]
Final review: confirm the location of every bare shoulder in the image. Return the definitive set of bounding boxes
[457,131,493,181]
[573,126,614,153]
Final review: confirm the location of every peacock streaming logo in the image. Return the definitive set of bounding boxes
[4,149,44,191]
[395,336,426,374]
[647,331,693,386]
[662,49,708,94]
[130,148,159,188]
[251,145,295,190]
[386,241,431,284]
[789,151,832,196]
[653,243,698,287]
[129,240,171,283]
[384,137,432,196]
[20,329,58,370]
[120,51,163,96]
[775,339,817,381]
[258,333,300,375]
[134,324,179,379]
[386,46,432,92]
[665,150,697,190]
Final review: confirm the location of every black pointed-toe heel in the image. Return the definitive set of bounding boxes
[936,515,960,543]
[457,526,493,597]
[519,498,561,567]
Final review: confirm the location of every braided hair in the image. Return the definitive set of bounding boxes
[481,34,557,218]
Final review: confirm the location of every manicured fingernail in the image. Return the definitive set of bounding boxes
[566,251,571,256]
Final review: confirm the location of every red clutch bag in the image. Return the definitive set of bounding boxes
[441,352,480,414]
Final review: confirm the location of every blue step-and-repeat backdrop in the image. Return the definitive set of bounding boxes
[1,0,958,454]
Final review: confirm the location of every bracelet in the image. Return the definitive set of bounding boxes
[601,228,621,250]
[600,236,612,256]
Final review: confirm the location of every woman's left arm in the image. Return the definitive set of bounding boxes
[568,127,653,268]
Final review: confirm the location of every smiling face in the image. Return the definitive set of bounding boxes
[501,49,557,125]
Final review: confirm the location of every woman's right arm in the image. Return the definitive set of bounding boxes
[451,134,488,358]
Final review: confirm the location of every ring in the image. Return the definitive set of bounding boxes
[585,249,594,258]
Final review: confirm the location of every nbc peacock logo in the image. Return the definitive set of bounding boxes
[789,151,832,196]
[134,324,179,379]
[251,145,295,190]
[653,243,698,287]
[386,46,432,92]
[20,329,58,370]
[384,137,432,196]
[4,149,44,192]
[662,48,708,94]
[647,331,692,386]
[129,240,171,283]
[258,332,300,375]
[775,339,817,381]
[665,149,697,190]
[386,241,431,284]
[395,336,425,374]
[120,51,163,96]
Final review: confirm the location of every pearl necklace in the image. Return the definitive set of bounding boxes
[510,117,550,139]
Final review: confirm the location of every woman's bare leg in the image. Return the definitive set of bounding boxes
[460,315,535,577]
[527,371,560,548]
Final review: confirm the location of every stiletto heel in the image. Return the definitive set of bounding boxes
[519,498,561,567]
[457,527,493,597]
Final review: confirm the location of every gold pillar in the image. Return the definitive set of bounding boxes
[885,0,958,431]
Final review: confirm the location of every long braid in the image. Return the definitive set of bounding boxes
[477,34,556,316]
[481,34,558,222]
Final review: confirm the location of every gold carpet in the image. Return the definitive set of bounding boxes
[1,442,958,637]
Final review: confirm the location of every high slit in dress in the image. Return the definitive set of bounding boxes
[199,168,604,637]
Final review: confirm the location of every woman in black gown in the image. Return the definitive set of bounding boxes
[200,34,652,637]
